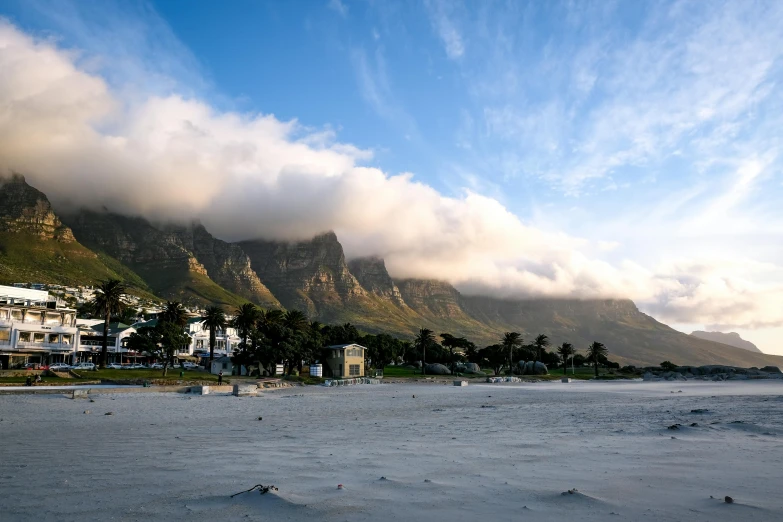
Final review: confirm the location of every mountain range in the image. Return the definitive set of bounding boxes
[690,331,762,353]
[1,173,781,368]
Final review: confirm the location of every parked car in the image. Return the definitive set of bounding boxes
[72,362,96,371]
[106,363,123,370]
[150,362,164,369]
[129,364,145,370]
[49,363,71,371]
[182,362,199,370]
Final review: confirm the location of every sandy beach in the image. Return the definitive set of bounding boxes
[1,380,782,521]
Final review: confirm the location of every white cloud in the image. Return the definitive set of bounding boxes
[1,19,783,350]
[424,0,464,60]
[328,0,348,18]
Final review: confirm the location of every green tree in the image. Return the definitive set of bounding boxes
[501,332,523,375]
[480,344,507,376]
[414,328,435,375]
[556,342,575,375]
[160,301,188,327]
[232,303,259,350]
[92,279,127,368]
[533,334,550,366]
[201,305,227,364]
[441,333,469,374]
[157,321,192,376]
[587,341,608,378]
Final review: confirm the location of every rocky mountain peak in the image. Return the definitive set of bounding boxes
[239,231,367,316]
[347,256,405,306]
[395,278,466,318]
[0,173,75,242]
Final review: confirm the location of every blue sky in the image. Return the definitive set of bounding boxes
[1,0,782,353]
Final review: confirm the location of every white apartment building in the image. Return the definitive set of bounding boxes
[0,285,79,369]
[187,317,240,358]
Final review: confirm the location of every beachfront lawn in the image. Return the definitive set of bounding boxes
[83,368,221,382]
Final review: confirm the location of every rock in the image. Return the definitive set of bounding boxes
[104,412,114,416]
[520,361,548,375]
[728,374,748,380]
[233,384,257,397]
[83,410,91,414]
[257,416,263,421]
[463,362,481,374]
[724,496,734,504]
[643,372,655,381]
[667,424,681,430]
[425,363,451,375]
[761,366,782,374]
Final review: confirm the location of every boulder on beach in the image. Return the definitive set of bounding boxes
[643,372,655,381]
[761,366,782,374]
[518,361,548,375]
[425,363,451,375]
[463,362,482,374]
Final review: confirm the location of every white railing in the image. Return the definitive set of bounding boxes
[15,341,73,351]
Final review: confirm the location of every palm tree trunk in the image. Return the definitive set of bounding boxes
[563,360,567,375]
[209,326,215,364]
[594,360,598,378]
[100,311,110,369]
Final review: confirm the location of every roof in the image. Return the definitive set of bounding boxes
[212,356,233,363]
[133,319,158,328]
[325,343,366,350]
[90,322,134,335]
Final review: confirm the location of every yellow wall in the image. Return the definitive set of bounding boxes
[325,348,365,378]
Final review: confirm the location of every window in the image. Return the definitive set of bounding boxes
[18,332,31,342]
[349,364,360,376]
[0,328,9,342]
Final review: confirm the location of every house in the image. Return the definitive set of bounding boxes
[0,284,80,369]
[210,356,233,376]
[323,343,366,378]
[186,317,240,358]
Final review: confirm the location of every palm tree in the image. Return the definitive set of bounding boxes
[556,342,575,375]
[201,306,227,364]
[233,303,259,350]
[160,301,188,327]
[501,332,523,375]
[283,309,309,332]
[414,328,435,375]
[92,279,126,368]
[533,334,550,366]
[587,341,608,378]
[440,333,467,375]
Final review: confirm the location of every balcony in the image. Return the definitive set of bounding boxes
[15,341,74,351]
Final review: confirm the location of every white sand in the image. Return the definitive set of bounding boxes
[1,380,782,521]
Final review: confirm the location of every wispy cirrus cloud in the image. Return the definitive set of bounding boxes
[424,0,465,60]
